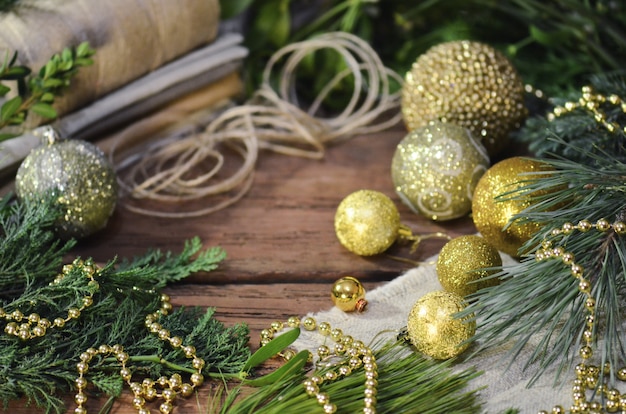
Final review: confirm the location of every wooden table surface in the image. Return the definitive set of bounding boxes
[5,122,479,413]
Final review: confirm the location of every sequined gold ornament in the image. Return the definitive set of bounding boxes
[16,138,118,239]
[436,235,502,297]
[406,290,475,360]
[331,276,368,312]
[334,189,401,256]
[471,156,551,257]
[401,40,527,156]
[391,121,489,221]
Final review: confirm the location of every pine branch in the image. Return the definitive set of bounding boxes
[513,71,626,164]
[463,140,626,386]
[223,339,483,414]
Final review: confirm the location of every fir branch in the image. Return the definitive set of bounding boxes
[223,339,483,414]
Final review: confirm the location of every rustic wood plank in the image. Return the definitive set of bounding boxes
[70,124,477,284]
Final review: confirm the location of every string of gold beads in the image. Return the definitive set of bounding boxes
[73,293,205,414]
[536,218,626,414]
[548,86,626,134]
[260,316,378,414]
[1,258,100,340]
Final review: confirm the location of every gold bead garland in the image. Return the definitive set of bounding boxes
[548,86,626,134]
[260,316,378,414]
[1,258,100,340]
[73,293,206,414]
[536,218,626,414]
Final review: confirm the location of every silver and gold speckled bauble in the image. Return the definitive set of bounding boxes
[16,138,118,239]
[391,121,489,221]
[406,290,475,360]
[401,40,527,156]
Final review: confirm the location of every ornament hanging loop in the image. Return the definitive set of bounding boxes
[397,224,451,253]
[33,125,67,146]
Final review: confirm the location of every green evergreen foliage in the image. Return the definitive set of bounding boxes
[223,339,483,414]
[514,71,626,164]
[463,131,626,386]
[0,194,250,414]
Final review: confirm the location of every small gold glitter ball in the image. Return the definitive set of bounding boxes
[436,235,502,297]
[16,139,118,239]
[334,189,400,256]
[331,276,368,312]
[472,156,552,257]
[391,121,489,221]
[401,40,527,157]
[407,290,475,360]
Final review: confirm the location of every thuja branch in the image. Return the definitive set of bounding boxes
[0,194,250,414]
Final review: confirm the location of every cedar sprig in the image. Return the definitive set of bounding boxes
[0,195,75,291]
[0,194,250,414]
[463,139,626,386]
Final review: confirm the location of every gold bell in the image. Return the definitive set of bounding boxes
[331,276,368,312]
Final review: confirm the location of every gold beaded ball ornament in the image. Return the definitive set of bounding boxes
[16,137,118,239]
[401,40,527,157]
[331,276,368,312]
[472,156,552,257]
[436,235,502,297]
[334,189,401,256]
[406,290,475,360]
[391,121,489,221]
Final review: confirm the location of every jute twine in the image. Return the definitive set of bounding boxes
[113,32,402,218]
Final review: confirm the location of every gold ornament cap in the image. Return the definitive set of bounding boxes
[471,156,553,257]
[401,40,527,156]
[391,121,489,221]
[331,276,368,312]
[334,189,400,256]
[406,290,475,360]
[436,235,502,297]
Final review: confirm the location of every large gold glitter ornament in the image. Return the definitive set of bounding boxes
[472,156,551,257]
[391,121,489,221]
[406,290,475,360]
[334,189,400,256]
[16,138,118,239]
[436,235,502,297]
[331,276,368,312]
[401,40,527,156]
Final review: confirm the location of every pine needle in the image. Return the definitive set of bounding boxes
[223,339,483,414]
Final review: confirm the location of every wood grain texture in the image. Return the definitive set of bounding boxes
[5,123,479,413]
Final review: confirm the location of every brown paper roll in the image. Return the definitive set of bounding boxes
[0,0,220,115]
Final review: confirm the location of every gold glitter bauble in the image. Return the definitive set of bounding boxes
[334,189,400,256]
[391,121,489,221]
[331,276,368,312]
[472,156,551,257]
[407,290,475,360]
[16,139,118,239]
[401,40,527,156]
[436,235,502,297]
